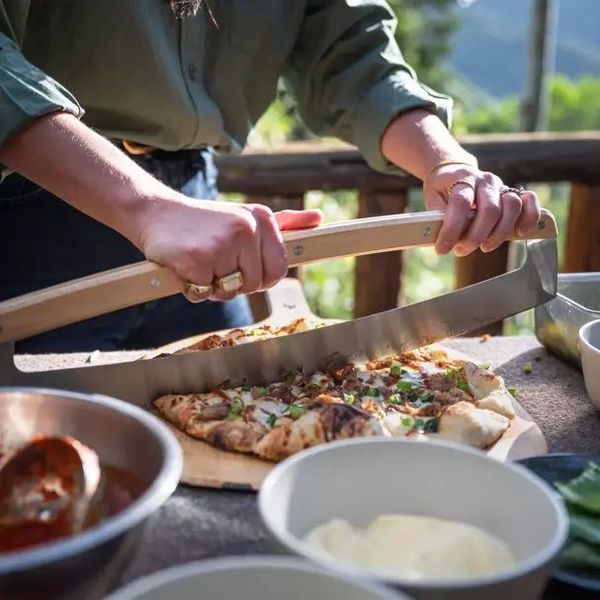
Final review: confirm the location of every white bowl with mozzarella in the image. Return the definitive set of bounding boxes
[258,438,568,600]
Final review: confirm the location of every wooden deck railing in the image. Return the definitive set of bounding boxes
[215,131,600,333]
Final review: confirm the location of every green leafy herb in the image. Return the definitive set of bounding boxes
[522,362,533,375]
[227,397,244,420]
[288,404,306,419]
[414,418,425,430]
[266,413,277,428]
[388,394,403,405]
[395,380,414,394]
[556,462,600,513]
[400,416,413,428]
[343,392,355,405]
[507,387,518,398]
[366,386,379,397]
[241,385,252,392]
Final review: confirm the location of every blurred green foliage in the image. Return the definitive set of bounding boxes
[232,3,600,332]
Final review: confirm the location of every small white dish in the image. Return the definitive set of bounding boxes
[105,556,405,600]
[259,438,568,600]
[579,319,600,410]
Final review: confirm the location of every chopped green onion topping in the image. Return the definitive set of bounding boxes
[401,416,413,427]
[305,382,322,392]
[522,362,533,375]
[390,363,404,377]
[241,385,252,392]
[288,404,306,419]
[444,368,459,382]
[508,387,518,398]
[423,417,440,433]
[395,380,414,394]
[266,414,277,428]
[411,393,434,407]
[227,397,244,420]
[388,394,403,405]
[253,386,267,397]
[534,355,542,363]
[457,380,470,393]
[366,386,379,397]
[343,392,355,405]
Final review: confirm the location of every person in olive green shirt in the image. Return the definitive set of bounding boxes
[0,0,540,352]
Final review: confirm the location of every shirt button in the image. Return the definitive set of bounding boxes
[187,63,197,81]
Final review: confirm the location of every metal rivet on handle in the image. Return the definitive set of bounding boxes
[293,245,304,256]
[423,226,432,238]
[538,220,546,230]
[150,277,161,288]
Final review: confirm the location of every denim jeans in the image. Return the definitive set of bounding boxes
[0,148,252,353]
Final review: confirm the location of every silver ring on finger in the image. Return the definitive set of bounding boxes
[184,282,213,303]
[500,185,525,197]
[447,178,476,195]
[215,270,244,294]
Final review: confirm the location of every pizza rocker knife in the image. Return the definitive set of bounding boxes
[0,210,557,406]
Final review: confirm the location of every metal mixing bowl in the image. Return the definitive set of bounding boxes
[0,387,182,600]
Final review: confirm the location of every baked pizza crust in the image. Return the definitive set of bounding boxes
[154,341,519,462]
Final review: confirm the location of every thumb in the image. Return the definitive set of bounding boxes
[275,209,323,231]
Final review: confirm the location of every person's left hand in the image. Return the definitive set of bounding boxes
[423,163,541,256]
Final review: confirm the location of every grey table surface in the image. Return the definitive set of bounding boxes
[18,336,600,598]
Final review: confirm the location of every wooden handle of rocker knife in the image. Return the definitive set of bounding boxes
[0,209,556,343]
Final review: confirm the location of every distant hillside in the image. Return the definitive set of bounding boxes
[448,0,600,99]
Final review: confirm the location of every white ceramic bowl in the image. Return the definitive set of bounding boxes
[579,319,600,410]
[258,438,568,600]
[105,556,407,600]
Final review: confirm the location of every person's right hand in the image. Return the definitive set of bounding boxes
[137,194,322,302]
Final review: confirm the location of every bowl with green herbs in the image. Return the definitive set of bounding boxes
[517,454,600,591]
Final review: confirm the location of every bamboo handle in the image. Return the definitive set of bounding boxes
[0,209,556,343]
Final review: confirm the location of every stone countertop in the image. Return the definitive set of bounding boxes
[18,336,600,599]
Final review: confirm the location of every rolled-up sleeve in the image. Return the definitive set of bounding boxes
[0,33,83,150]
[284,0,452,173]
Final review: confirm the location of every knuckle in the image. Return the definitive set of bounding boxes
[250,204,275,222]
[450,193,472,211]
[501,193,522,212]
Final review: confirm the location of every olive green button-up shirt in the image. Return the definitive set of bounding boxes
[0,0,451,174]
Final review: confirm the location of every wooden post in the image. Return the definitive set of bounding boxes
[565,184,600,272]
[353,190,407,318]
[454,244,510,336]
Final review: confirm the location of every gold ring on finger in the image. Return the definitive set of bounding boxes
[447,179,476,195]
[215,270,244,294]
[184,281,213,303]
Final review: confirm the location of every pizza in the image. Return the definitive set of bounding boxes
[167,318,321,354]
[153,345,516,462]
